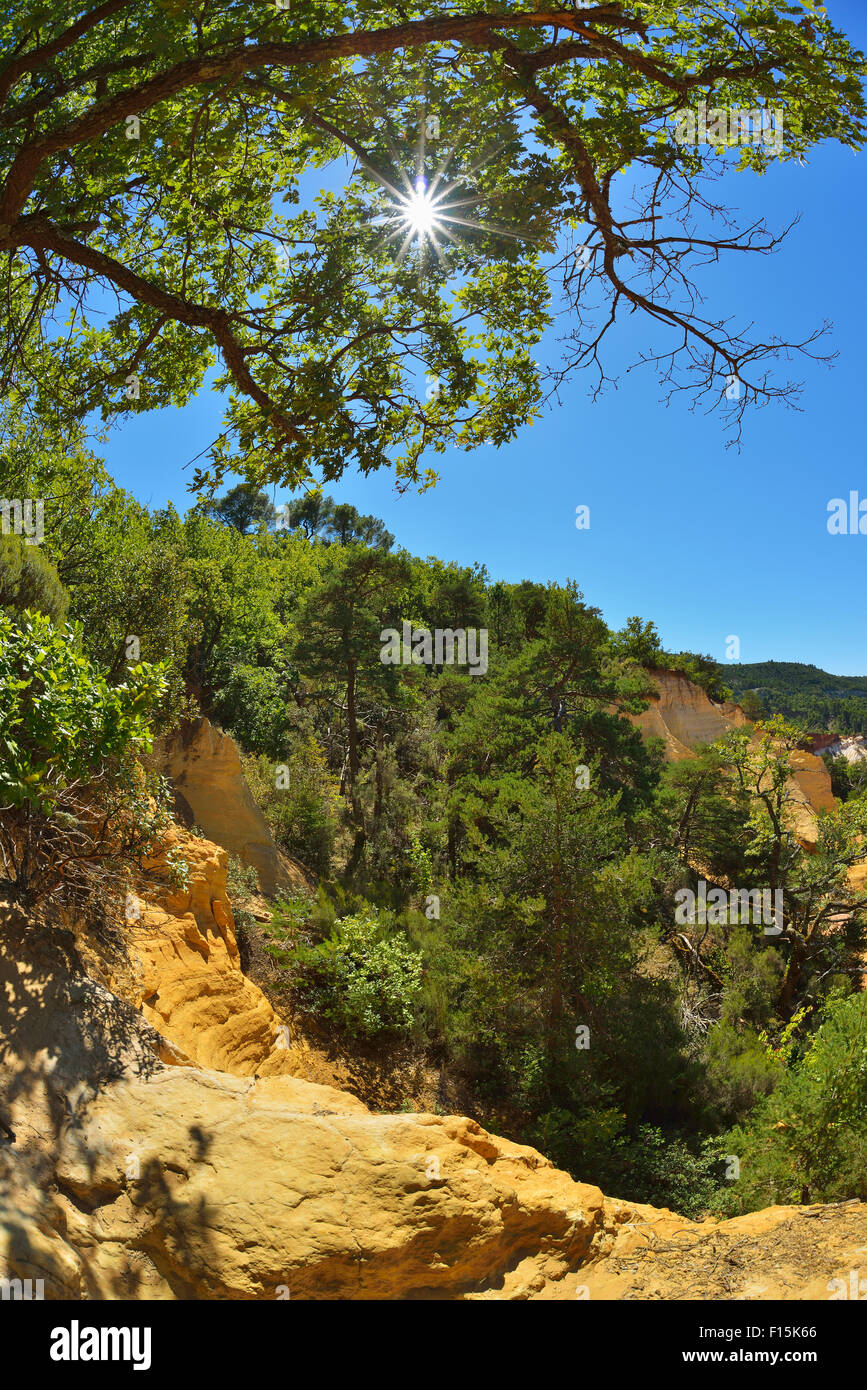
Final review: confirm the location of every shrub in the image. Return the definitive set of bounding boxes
[700,929,785,1121]
[226,853,259,899]
[601,1126,729,1218]
[714,991,867,1213]
[0,533,68,622]
[526,1109,729,1218]
[0,610,168,907]
[286,906,423,1038]
[241,742,338,877]
[165,846,191,892]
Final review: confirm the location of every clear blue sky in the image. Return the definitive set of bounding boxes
[101,0,867,675]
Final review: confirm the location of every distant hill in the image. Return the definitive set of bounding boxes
[726,661,867,735]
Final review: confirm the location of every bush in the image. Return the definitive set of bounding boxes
[526,1109,729,1218]
[0,532,68,621]
[714,991,867,1213]
[700,930,785,1122]
[241,742,338,877]
[214,662,293,757]
[226,853,260,899]
[601,1126,729,1218]
[286,906,423,1038]
[0,610,168,907]
[165,846,191,891]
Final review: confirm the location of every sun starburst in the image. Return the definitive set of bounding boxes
[358,102,537,273]
[400,176,440,237]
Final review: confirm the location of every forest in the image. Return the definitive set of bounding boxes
[1,0,867,1247]
[4,440,867,1219]
[728,661,867,737]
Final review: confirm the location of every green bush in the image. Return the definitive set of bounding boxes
[601,1126,729,1218]
[287,907,423,1038]
[214,662,293,757]
[165,846,191,892]
[0,532,68,622]
[241,743,338,878]
[0,609,168,906]
[700,930,785,1122]
[714,991,867,1213]
[526,1109,729,1218]
[226,853,260,899]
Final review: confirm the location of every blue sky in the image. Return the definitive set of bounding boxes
[101,1,867,675]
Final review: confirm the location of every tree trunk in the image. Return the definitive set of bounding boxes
[344,655,366,878]
[346,656,359,790]
[373,722,384,822]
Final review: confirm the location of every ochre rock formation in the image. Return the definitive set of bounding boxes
[123,830,314,1077]
[7,1054,866,1301]
[2,833,866,1300]
[626,668,750,758]
[627,669,835,847]
[151,718,309,896]
[787,748,837,846]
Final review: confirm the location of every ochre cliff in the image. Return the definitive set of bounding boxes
[627,668,750,757]
[2,832,866,1301]
[628,669,835,847]
[151,718,309,896]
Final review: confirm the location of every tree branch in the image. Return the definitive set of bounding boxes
[0,0,134,107]
[15,216,306,446]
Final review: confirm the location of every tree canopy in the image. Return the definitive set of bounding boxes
[201,482,277,531]
[1,1,863,495]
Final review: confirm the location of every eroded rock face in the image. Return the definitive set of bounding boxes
[151,718,309,896]
[787,749,837,846]
[4,1049,866,1300]
[3,835,866,1301]
[547,1200,867,1302]
[627,668,750,759]
[0,881,650,1301]
[45,1068,625,1299]
[627,670,835,847]
[124,831,310,1078]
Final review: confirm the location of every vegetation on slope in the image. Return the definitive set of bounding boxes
[3,438,867,1219]
[727,661,867,735]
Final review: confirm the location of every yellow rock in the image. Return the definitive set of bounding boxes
[129,830,312,1078]
[626,669,836,847]
[151,718,310,895]
[3,827,867,1301]
[626,668,750,758]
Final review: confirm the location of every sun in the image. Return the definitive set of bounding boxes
[355,99,537,273]
[400,176,440,238]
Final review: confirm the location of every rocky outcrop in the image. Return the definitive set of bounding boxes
[151,718,308,896]
[3,834,867,1300]
[6,1053,865,1301]
[556,1199,867,1301]
[3,1064,637,1299]
[810,733,867,765]
[787,749,837,843]
[121,830,315,1078]
[0,863,656,1300]
[628,669,835,847]
[627,668,750,758]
